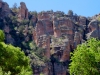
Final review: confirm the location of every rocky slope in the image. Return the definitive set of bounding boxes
[0,0,100,75]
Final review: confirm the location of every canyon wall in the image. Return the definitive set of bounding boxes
[0,1,100,75]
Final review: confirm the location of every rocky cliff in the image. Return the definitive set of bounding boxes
[0,1,100,75]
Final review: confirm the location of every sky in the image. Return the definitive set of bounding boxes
[3,0,100,17]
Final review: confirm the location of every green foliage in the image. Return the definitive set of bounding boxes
[0,66,32,75]
[29,41,50,67]
[69,38,100,75]
[56,14,61,18]
[30,11,37,16]
[97,16,100,22]
[0,67,11,75]
[18,25,25,32]
[22,41,29,49]
[29,41,36,50]
[29,53,45,67]
[40,73,44,75]
[21,19,29,25]
[17,67,32,75]
[29,41,45,59]
[0,30,32,75]
[0,30,5,42]
[10,15,18,24]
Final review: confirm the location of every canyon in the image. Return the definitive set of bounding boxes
[0,0,100,75]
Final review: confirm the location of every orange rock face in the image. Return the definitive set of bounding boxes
[33,14,86,74]
[33,20,53,58]
[33,20,51,75]
[53,20,61,37]
[35,20,45,36]
[60,42,70,61]
[53,17,74,38]
[44,20,53,35]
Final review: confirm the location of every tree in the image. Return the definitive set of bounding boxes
[0,67,11,75]
[69,38,100,75]
[13,3,17,9]
[68,10,73,16]
[0,30,32,75]
[0,30,5,42]
[12,3,19,14]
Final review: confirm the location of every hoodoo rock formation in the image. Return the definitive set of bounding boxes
[18,2,28,20]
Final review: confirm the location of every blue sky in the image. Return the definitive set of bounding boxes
[4,0,100,17]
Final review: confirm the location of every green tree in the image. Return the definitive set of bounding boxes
[68,10,73,16]
[0,30,32,75]
[69,38,100,75]
[0,30,5,42]
[0,67,11,75]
